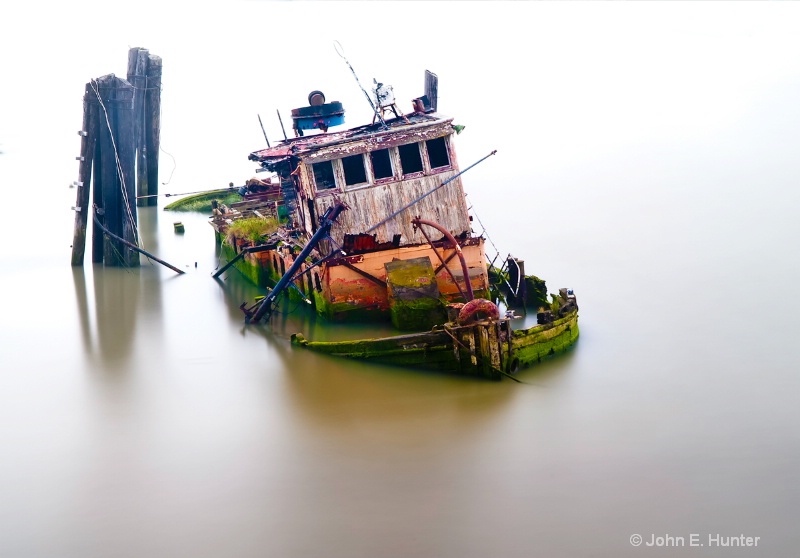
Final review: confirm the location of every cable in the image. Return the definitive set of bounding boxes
[160,145,176,186]
[465,192,502,262]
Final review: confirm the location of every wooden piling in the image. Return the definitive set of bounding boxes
[126,48,162,207]
[116,77,139,267]
[127,47,149,206]
[72,49,162,268]
[99,76,121,265]
[93,74,138,267]
[71,82,99,266]
[144,54,162,206]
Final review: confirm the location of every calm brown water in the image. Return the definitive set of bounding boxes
[3,3,800,556]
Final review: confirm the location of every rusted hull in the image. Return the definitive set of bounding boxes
[319,238,488,320]
[219,235,489,322]
[290,310,579,380]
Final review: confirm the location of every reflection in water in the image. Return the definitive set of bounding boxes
[92,266,140,364]
[70,206,168,369]
[71,267,93,354]
[71,265,166,368]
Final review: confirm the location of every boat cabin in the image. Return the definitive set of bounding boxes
[248,109,472,254]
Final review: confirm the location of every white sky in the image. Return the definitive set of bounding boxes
[2,1,799,199]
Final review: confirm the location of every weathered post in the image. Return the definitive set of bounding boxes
[71,82,99,266]
[72,49,165,269]
[94,75,120,265]
[94,74,138,267]
[116,77,139,267]
[144,54,162,206]
[127,47,149,206]
[507,257,526,306]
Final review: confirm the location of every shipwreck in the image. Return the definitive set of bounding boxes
[210,70,579,380]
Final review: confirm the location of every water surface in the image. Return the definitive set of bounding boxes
[2,3,800,556]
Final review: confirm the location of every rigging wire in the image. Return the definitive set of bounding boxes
[334,40,387,129]
[465,192,502,263]
[160,144,177,186]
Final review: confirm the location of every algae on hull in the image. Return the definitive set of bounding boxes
[291,308,579,380]
[164,189,241,212]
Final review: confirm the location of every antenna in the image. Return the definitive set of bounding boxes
[334,41,387,129]
[257,114,270,148]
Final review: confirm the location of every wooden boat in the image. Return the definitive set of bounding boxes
[291,306,579,381]
[209,68,580,378]
[211,73,492,327]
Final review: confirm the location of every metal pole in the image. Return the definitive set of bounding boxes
[277,109,287,140]
[258,114,270,148]
[249,201,348,323]
[92,207,184,275]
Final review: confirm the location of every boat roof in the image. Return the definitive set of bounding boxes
[248,112,454,167]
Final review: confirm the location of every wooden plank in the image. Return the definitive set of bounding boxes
[322,168,470,247]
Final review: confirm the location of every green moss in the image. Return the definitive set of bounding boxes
[224,217,280,245]
[291,333,462,372]
[524,275,549,310]
[511,311,579,368]
[385,257,445,330]
[390,298,447,331]
[220,243,272,287]
[292,310,579,380]
[164,189,241,212]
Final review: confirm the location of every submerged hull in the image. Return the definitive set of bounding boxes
[291,310,579,380]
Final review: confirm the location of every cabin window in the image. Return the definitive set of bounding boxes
[426,137,451,169]
[398,142,424,175]
[342,154,368,188]
[312,161,336,191]
[370,149,393,180]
